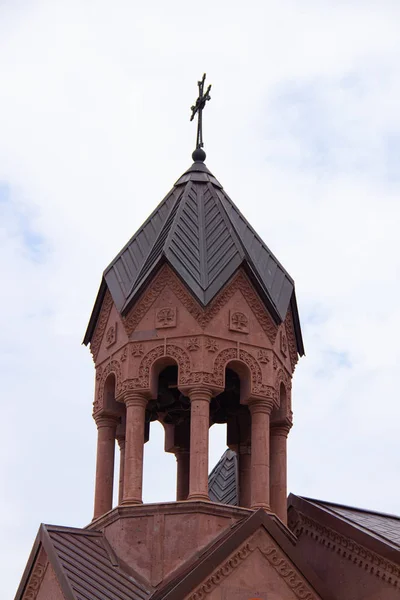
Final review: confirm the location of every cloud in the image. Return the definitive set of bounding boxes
[1,1,400,596]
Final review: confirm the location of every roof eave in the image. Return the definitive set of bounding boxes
[82,279,108,346]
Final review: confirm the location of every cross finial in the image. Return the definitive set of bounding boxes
[190,73,211,162]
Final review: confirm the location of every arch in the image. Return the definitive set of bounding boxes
[208,347,267,399]
[274,367,292,417]
[137,344,193,394]
[94,360,122,413]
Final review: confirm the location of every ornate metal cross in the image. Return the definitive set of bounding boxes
[190,73,212,150]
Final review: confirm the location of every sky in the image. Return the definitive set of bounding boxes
[1,1,400,596]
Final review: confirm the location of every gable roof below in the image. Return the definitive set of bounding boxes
[304,497,400,549]
[84,160,304,356]
[15,524,152,600]
[208,449,238,505]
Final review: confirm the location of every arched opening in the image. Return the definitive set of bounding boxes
[271,381,288,422]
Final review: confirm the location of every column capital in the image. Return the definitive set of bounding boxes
[270,419,292,437]
[94,413,120,428]
[186,386,213,403]
[248,397,274,415]
[116,434,126,449]
[123,391,149,409]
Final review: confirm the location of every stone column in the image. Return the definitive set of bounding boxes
[122,392,148,505]
[187,387,212,501]
[175,449,190,501]
[116,434,125,505]
[93,414,119,519]
[249,398,274,510]
[238,443,252,508]
[270,422,291,524]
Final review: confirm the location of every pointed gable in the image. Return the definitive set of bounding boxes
[84,160,304,356]
[15,524,152,600]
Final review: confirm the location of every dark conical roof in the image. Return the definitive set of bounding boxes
[84,160,303,354]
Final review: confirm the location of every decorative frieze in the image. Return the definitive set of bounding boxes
[90,289,113,361]
[187,530,318,600]
[23,561,46,600]
[292,511,400,589]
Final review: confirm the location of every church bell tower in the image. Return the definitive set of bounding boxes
[83,75,304,527]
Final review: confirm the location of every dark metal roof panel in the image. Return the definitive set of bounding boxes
[216,189,294,321]
[85,160,303,356]
[104,187,182,312]
[208,449,238,506]
[307,499,400,549]
[45,526,151,600]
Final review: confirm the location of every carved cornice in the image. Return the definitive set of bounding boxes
[90,289,113,362]
[23,561,47,600]
[123,265,278,343]
[284,308,299,372]
[292,511,400,589]
[187,530,318,600]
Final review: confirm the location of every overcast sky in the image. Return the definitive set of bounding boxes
[1,1,400,597]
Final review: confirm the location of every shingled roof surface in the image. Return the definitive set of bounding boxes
[208,449,238,505]
[15,524,152,600]
[84,160,304,353]
[306,498,400,548]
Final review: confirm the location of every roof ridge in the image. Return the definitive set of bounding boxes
[303,496,400,521]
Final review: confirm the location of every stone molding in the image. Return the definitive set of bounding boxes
[123,265,278,343]
[22,561,47,600]
[291,511,400,589]
[186,529,318,600]
[284,308,299,372]
[90,289,113,362]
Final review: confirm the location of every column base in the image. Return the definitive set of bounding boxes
[251,503,271,511]
[187,494,210,502]
[120,498,143,506]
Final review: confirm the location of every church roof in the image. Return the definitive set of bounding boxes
[84,160,304,355]
[14,524,151,600]
[208,449,238,505]
[303,497,400,549]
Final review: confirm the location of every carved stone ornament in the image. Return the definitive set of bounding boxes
[205,338,219,353]
[131,343,144,357]
[292,512,400,590]
[105,323,117,348]
[257,349,269,363]
[203,347,275,400]
[273,355,278,370]
[120,347,128,361]
[23,561,46,600]
[186,337,200,351]
[280,329,288,357]
[229,310,249,333]
[155,306,177,329]
[90,289,113,361]
[123,265,278,343]
[284,308,299,371]
[94,359,122,414]
[187,529,318,600]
